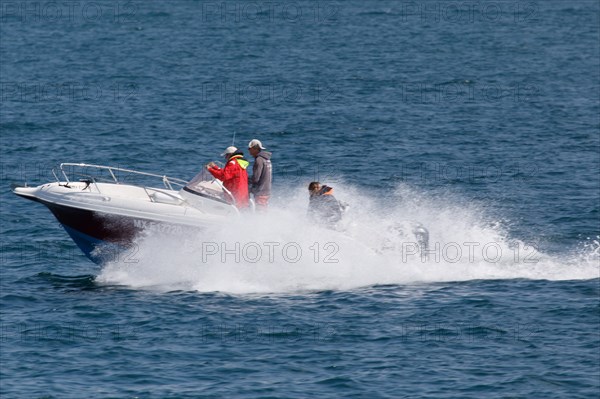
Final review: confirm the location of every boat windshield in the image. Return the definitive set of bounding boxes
[183,166,231,203]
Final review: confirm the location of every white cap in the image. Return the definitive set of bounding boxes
[248,139,266,150]
[220,146,237,156]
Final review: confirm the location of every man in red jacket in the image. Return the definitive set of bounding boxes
[207,146,250,208]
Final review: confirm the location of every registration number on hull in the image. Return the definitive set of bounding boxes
[132,219,185,235]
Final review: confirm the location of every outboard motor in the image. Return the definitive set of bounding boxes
[411,222,430,258]
[381,221,430,258]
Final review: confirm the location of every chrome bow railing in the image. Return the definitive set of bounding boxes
[54,163,237,207]
[56,163,189,190]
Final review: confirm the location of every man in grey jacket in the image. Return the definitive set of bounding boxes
[248,139,272,210]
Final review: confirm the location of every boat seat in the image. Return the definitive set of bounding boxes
[149,190,183,205]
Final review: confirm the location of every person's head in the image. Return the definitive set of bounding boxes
[248,139,265,157]
[308,181,321,195]
[221,146,238,160]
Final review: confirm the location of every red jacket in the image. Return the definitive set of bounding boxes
[208,155,250,208]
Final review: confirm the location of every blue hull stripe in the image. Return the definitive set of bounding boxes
[62,225,108,264]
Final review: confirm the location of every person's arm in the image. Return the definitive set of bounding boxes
[208,165,224,180]
[220,160,239,181]
[253,158,264,184]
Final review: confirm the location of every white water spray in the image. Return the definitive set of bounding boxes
[96,183,600,293]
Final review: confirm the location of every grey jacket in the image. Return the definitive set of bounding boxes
[250,151,272,196]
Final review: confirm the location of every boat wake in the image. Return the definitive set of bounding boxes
[96,184,600,293]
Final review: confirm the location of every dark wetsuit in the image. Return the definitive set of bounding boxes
[308,186,343,224]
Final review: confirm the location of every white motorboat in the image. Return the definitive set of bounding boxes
[13,163,431,264]
[12,163,243,263]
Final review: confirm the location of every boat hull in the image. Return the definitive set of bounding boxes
[13,182,226,264]
[44,200,140,263]
[30,198,190,264]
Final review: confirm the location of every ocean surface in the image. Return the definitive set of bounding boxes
[1,1,599,398]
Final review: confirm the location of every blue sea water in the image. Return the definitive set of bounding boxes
[1,1,599,398]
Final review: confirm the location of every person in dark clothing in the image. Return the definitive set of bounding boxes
[248,139,272,211]
[307,181,345,224]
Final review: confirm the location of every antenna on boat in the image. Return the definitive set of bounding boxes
[231,131,236,146]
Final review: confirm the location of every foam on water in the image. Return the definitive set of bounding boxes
[96,183,600,293]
